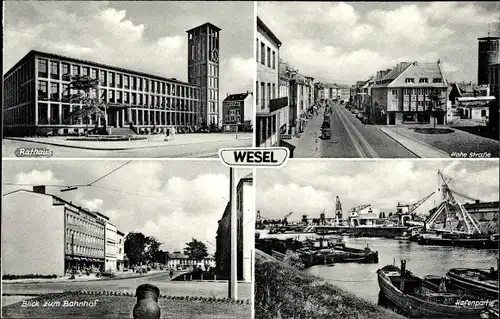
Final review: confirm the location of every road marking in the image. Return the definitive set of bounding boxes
[331,105,366,157]
[335,105,379,158]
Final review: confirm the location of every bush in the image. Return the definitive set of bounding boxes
[255,257,403,319]
[3,274,57,280]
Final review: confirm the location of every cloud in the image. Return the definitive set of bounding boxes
[257,161,499,220]
[15,170,63,186]
[4,1,252,105]
[258,2,500,83]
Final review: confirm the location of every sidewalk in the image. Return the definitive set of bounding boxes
[380,125,499,158]
[379,127,450,158]
[2,270,165,284]
[5,133,252,151]
[294,113,324,158]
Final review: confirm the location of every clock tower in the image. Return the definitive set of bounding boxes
[187,23,221,127]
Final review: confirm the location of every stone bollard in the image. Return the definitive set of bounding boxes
[133,284,160,319]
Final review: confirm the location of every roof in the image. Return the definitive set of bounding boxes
[168,251,190,259]
[478,36,500,40]
[454,82,490,97]
[336,84,351,89]
[186,22,221,33]
[4,50,197,87]
[3,188,109,222]
[257,17,282,46]
[376,61,447,88]
[223,92,252,102]
[237,172,253,190]
[457,96,495,102]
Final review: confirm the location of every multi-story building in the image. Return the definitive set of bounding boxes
[478,36,500,86]
[371,61,448,125]
[215,173,254,282]
[336,84,351,104]
[256,17,288,147]
[278,60,292,131]
[221,92,253,132]
[3,23,223,137]
[305,76,315,107]
[166,251,215,270]
[116,230,128,271]
[2,186,107,276]
[105,222,118,272]
[187,23,221,127]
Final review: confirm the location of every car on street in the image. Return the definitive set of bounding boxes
[96,270,116,278]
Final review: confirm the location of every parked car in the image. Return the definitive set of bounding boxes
[96,271,116,278]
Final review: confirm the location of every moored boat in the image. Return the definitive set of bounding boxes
[418,232,499,249]
[446,268,499,299]
[377,261,497,318]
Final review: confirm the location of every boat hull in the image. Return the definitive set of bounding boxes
[447,268,499,299]
[377,269,487,319]
[418,237,499,249]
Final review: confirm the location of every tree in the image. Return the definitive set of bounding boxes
[427,90,445,128]
[184,238,208,260]
[65,75,107,135]
[143,236,161,263]
[124,232,147,266]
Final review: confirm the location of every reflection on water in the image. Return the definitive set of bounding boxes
[307,237,499,304]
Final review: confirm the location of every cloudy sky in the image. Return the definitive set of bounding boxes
[2,160,252,254]
[4,1,253,100]
[258,1,500,85]
[257,160,499,221]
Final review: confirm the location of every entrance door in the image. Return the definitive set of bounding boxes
[388,113,396,125]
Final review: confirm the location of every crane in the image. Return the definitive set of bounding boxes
[283,212,293,225]
[425,170,481,235]
[349,204,370,213]
[397,192,436,215]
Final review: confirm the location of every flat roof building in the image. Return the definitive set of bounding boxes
[3,22,222,136]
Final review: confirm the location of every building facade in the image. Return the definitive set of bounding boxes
[187,23,221,127]
[371,61,447,125]
[116,230,127,271]
[166,251,215,270]
[222,92,253,132]
[3,23,223,137]
[2,186,107,276]
[105,222,118,272]
[256,17,288,147]
[215,173,254,282]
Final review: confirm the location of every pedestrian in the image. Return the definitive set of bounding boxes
[170,127,176,141]
[164,127,171,141]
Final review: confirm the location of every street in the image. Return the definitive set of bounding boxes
[2,271,252,300]
[2,134,252,158]
[295,102,417,158]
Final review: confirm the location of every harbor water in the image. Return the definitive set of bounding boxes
[307,236,499,304]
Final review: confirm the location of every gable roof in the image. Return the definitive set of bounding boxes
[223,92,252,102]
[385,61,447,88]
[454,82,489,97]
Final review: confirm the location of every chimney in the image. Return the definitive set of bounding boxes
[475,200,480,204]
[33,185,46,194]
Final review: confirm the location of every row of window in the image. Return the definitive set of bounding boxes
[404,77,443,84]
[256,39,277,70]
[37,58,198,98]
[256,81,277,110]
[66,242,104,257]
[67,212,105,234]
[37,81,200,111]
[31,103,199,126]
[67,228,104,246]
[4,62,33,108]
[392,88,445,95]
